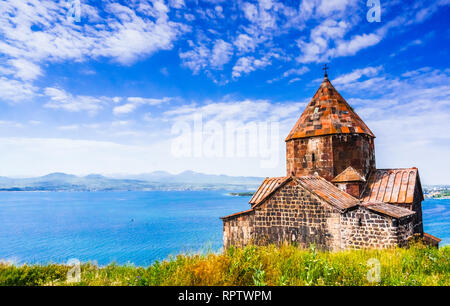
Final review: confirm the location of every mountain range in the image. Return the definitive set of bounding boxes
[0,171,264,192]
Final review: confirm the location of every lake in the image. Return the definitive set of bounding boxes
[0,191,448,266]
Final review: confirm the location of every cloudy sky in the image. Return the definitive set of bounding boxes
[0,0,449,184]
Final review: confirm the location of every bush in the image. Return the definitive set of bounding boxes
[1,244,449,286]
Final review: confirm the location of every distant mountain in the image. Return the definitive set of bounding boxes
[118,170,263,185]
[0,171,264,192]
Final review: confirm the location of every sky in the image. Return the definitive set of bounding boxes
[0,0,449,184]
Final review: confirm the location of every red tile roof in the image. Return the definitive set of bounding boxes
[249,176,290,206]
[220,208,254,220]
[295,176,359,211]
[361,202,415,219]
[361,168,423,204]
[423,232,441,243]
[332,166,366,183]
[286,76,375,141]
[249,175,359,211]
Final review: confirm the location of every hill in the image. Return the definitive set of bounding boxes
[0,171,264,191]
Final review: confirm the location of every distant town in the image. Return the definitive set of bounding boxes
[424,186,450,199]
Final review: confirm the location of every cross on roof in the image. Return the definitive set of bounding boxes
[322,64,329,77]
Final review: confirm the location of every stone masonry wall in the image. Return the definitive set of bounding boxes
[252,181,342,250]
[286,134,375,181]
[286,136,333,180]
[331,134,376,180]
[223,212,254,250]
[340,207,414,249]
[223,183,415,250]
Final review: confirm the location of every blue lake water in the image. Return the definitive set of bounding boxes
[0,191,448,266]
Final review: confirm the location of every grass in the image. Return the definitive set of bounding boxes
[0,243,449,286]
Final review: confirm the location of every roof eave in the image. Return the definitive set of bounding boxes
[286,132,375,142]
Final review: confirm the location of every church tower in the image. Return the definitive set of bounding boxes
[286,70,376,182]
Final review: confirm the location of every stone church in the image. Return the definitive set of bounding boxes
[221,71,441,250]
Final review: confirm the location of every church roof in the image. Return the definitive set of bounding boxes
[361,202,415,219]
[285,76,375,141]
[361,168,424,204]
[295,176,359,211]
[222,175,359,220]
[249,175,359,211]
[332,166,366,183]
[249,176,290,206]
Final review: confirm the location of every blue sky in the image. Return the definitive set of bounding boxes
[0,0,449,184]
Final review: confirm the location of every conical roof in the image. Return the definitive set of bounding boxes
[286,76,375,141]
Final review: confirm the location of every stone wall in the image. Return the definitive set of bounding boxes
[223,183,415,250]
[223,211,254,249]
[331,134,375,180]
[286,136,333,179]
[252,181,341,250]
[286,134,375,181]
[340,207,414,249]
[223,181,343,251]
[335,182,362,198]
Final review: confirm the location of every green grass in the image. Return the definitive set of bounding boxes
[1,243,449,286]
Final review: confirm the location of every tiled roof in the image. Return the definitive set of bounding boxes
[361,168,423,204]
[220,208,254,220]
[423,232,441,243]
[361,202,415,219]
[295,176,359,211]
[249,176,290,206]
[332,166,366,183]
[248,175,359,211]
[286,76,375,141]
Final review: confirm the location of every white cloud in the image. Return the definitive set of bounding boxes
[113,97,171,115]
[333,66,383,86]
[210,39,233,69]
[163,97,306,129]
[288,77,301,84]
[294,2,445,64]
[184,13,195,21]
[0,77,37,102]
[232,52,282,79]
[316,0,354,16]
[180,38,233,73]
[331,33,382,57]
[0,1,189,78]
[179,44,211,74]
[169,0,186,9]
[267,66,310,83]
[296,19,348,63]
[298,0,358,19]
[44,87,106,114]
[234,34,257,53]
[8,59,42,81]
[58,124,79,131]
[113,103,138,115]
[282,67,310,78]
